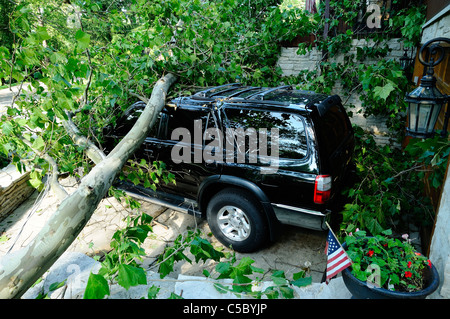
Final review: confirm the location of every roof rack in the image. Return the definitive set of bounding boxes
[194,83,242,98]
[226,86,261,98]
[245,85,292,100]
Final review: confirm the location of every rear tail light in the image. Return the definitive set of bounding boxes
[314,175,332,204]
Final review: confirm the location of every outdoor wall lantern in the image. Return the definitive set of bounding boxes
[400,48,413,70]
[405,37,450,139]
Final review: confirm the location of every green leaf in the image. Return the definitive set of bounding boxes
[233,274,252,293]
[279,286,294,299]
[147,285,160,299]
[1,121,14,135]
[271,275,288,286]
[48,280,66,291]
[125,225,152,243]
[36,26,51,41]
[83,273,110,299]
[216,262,231,275]
[75,29,91,50]
[190,236,224,263]
[291,276,312,287]
[373,82,395,100]
[117,264,147,290]
[31,137,45,152]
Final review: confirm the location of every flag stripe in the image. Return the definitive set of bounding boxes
[325,229,352,284]
[327,256,350,275]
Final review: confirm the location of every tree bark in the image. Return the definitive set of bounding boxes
[0,73,177,299]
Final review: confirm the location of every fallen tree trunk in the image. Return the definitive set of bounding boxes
[0,73,177,299]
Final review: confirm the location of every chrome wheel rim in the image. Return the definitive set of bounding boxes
[216,205,251,241]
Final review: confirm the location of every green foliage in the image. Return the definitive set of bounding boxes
[81,212,312,299]
[405,136,450,190]
[157,229,225,278]
[0,0,15,63]
[35,279,67,299]
[83,273,110,299]
[389,5,427,48]
[341,126,435,236]
[120,159,176,191]
[357,59,409,131]
[298,57,409,132]
[0,153,9,169]
[83,212,153,298]
[345,229,432,292]
[296,0,425,132]
[212,254,311,299]
[0,0,316,188]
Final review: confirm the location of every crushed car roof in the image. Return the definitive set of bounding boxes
[169,83,332,111]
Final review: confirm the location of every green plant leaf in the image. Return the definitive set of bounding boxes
[48,279,66,291]
[83,273,110,299]
[147,285,160,299]
[75,29,91,50]
[291,276,312,287]
[373,82,395,100]
[31,137,45,152]
[36,26,51,41]
[279,286,294,299]
[117,264,147,290]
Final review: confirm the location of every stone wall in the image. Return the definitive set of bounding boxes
[429,160,450,299]
[421,4,450,44]
[276,38,409,146]
[0,164,34,222]
[423,4,450,299]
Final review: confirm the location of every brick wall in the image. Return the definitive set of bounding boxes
[0,164,34,222]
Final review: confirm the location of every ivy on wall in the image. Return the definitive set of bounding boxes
[289,0,427,134]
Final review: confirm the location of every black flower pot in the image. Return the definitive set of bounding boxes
[342,242,440,299]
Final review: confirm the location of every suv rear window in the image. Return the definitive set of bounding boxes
[223,108,308,160]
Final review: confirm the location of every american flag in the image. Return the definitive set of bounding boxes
[325,229,352,284]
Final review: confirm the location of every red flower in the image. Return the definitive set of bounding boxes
[428,260,432,268]
[407,261,412,268]
[367,250,374,257]
[405,271,412,278]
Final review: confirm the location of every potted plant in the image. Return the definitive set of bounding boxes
[341,229,439,299]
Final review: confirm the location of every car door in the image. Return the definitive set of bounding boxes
[154,106,223,199]
[220,106,316,207]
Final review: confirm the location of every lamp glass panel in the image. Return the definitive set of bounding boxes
[416,103,442,133]
[428,103,443,133]
[408,102,418,131]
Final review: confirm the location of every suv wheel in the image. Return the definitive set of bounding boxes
[206,188,268,253]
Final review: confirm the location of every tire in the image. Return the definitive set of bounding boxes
[206,188,269,253]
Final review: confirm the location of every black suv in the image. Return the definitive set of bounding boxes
[107,84,355,252]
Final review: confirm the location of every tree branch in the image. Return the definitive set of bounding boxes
[129,91,149,103]
[62,112,106,164]
[17,136,68,201]
[0,73,177,299]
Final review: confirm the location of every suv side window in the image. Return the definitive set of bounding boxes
[223,107,308,160]
[114,102,161,138]
[163,108,209,142]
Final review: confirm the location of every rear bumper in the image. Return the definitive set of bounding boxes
[271,203,330,231]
